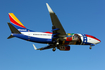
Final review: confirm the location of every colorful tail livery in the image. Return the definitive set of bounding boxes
[8,13,33,32]
[9,13,26,28]
[7,3,101,51]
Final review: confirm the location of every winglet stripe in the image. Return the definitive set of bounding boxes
[46,3,54,13]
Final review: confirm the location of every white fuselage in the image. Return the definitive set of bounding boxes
[21,32,52,39]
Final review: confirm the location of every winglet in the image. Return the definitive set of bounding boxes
[46,3,54,13]
[33,44,37,50]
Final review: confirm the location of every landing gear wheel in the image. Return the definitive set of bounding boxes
[89,46,92,49]
[52,48,56,51]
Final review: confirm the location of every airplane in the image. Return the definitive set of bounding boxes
[7,3,101,51]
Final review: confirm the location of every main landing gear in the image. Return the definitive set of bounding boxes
[52,48,56,51]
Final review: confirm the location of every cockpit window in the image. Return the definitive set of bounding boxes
[93,36,96,38]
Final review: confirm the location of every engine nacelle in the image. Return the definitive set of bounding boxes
[58,46,70,51]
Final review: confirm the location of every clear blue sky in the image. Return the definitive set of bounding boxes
[0,0,105,70]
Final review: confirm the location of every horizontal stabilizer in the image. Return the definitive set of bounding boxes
[7,35,14,39]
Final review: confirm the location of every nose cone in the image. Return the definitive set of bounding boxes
[95,39,101,44]
[88,37,101,44]
[86,34,101,44]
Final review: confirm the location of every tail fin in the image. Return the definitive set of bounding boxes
[7,13,34,39]
[7,22,21,39]
[7,22,21,34]
[9,13,26,28]
[8,13,27,32]
[8,13,33,32]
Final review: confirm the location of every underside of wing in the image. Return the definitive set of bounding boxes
[46,3,66,38]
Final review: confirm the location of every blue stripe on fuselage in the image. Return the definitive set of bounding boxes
[82,34,87,43]
[82,34,92,45]
[10,23,34,32]
[12,34,52,44]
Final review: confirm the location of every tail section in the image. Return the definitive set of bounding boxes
[8,13,33,32]
[7,22,21,39]
[7,35,14,39]
[9,13,26,28]
[7,22,21,34]
[7,13,33,39]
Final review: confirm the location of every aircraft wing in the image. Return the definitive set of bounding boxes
[46,3,66,38]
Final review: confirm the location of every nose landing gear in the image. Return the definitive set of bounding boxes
[89,44,95,49]
[89,45,92,49]
[89,46,92,49]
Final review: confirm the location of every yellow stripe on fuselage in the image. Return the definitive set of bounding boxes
[9,13,24,26]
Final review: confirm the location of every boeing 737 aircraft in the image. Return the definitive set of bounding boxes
[7,3,101,51]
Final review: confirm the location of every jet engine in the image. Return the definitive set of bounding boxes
[58,45,70,51]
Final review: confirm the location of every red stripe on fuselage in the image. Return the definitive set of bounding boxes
[85,34,101,42]
[44,32,52,34]
[9,15,26,28]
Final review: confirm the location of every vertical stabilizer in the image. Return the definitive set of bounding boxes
[7,22,21,39]
[8,13,26,28]
[8,13,34,32]
[7,22,21,34]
